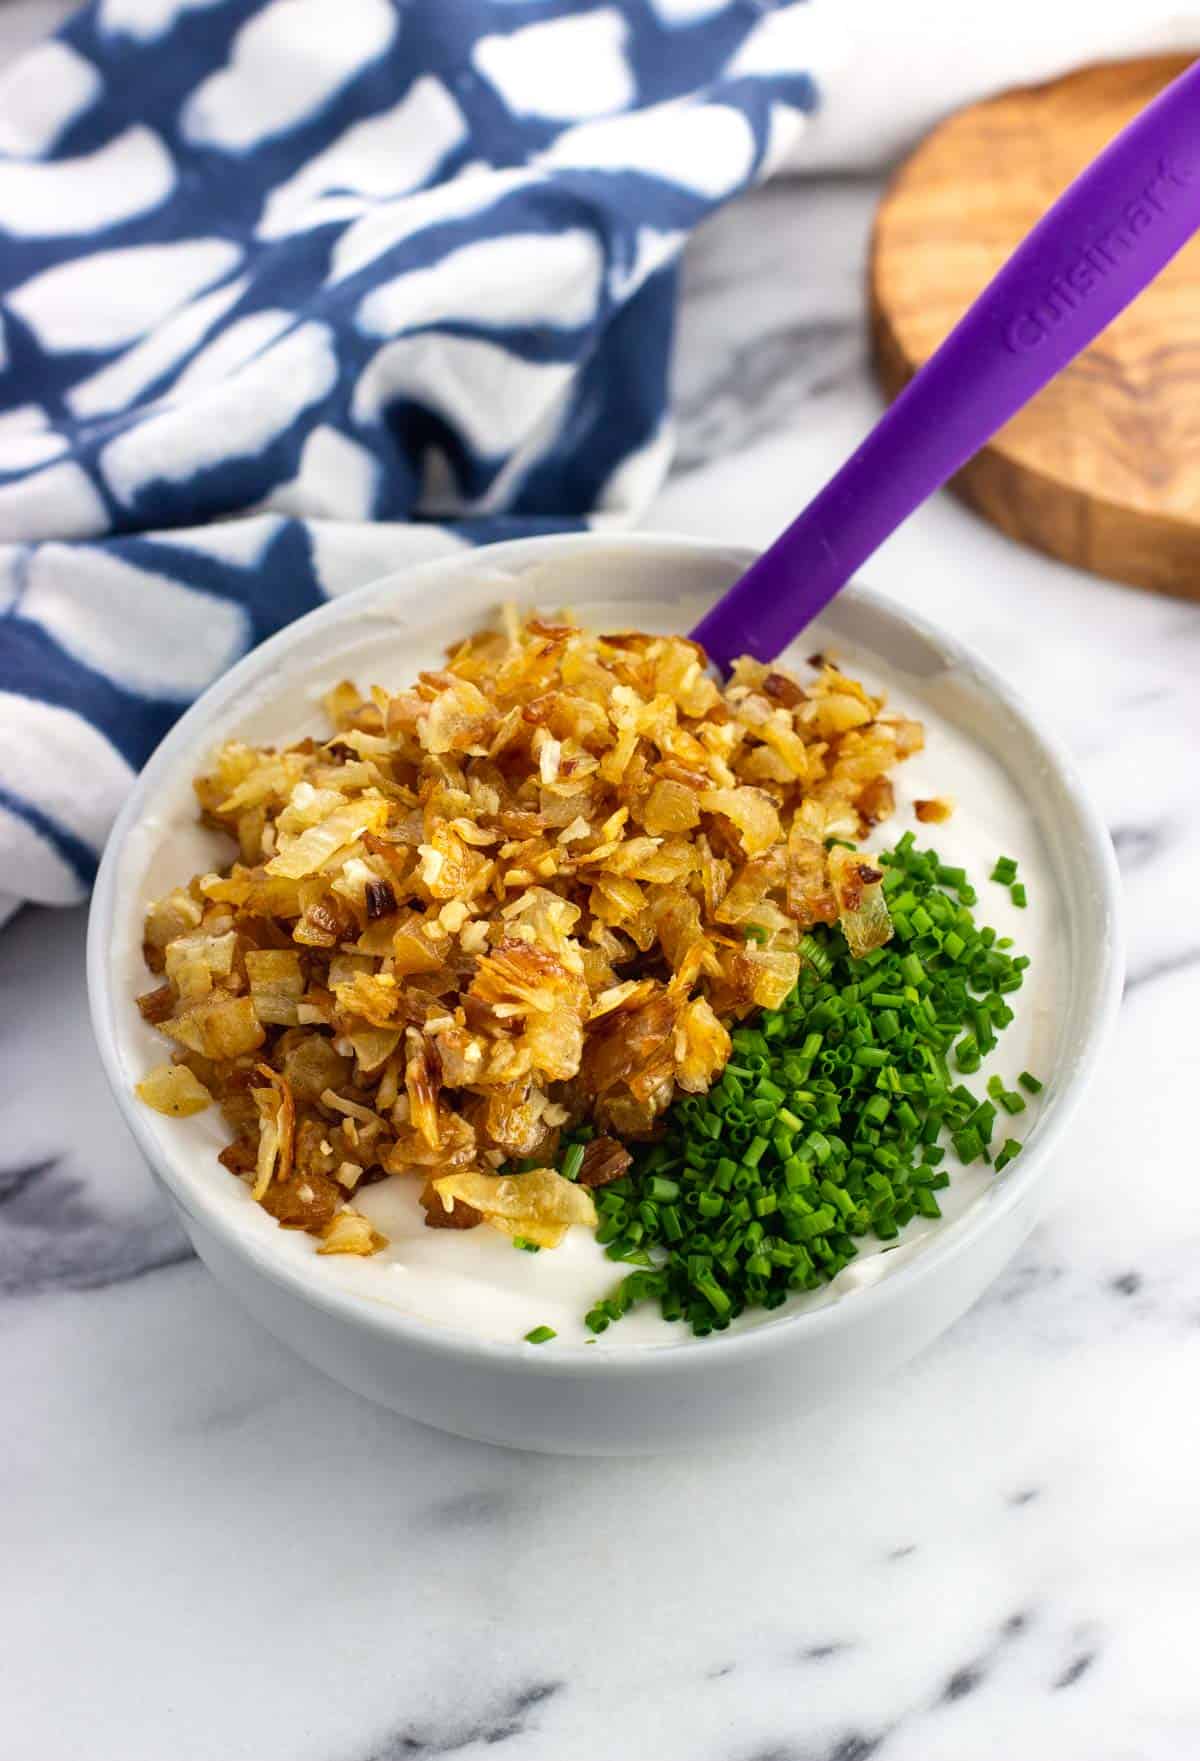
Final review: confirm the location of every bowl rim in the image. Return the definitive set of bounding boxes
[87,530,1125,1379]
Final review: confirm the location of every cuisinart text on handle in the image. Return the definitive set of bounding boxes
[1004,155,1195,352]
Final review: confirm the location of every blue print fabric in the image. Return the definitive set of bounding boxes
[0,0,816,916]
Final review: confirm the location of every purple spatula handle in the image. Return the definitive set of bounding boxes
[692,57,1200,668]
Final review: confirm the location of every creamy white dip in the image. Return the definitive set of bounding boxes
[114,591,1061,1349]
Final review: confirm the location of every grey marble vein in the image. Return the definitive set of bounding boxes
[1124,945,1200,993]
[0,1156,57,1205]
[980,1255,1068,1310]
[740,1610,1047,1761]
[745,1727,885,1761]
[424,1488,515,1531]
[1110,822,1170,872]
[672,317,863,474]
[1055,1652,1098,1692]
[0,1154,192,1295]
[363,1682,564,1760]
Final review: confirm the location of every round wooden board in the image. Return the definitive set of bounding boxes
[870,55,1200,601]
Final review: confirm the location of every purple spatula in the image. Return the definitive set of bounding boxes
[691,57,1200,670]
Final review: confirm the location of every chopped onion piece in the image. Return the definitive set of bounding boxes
[135,1062,213,1117]
[245,949,305,1026]
[432,1167,597,1249]
[266,799,388,879]
[162,994,265,1060]
[317,1206,386,1255]
[828,844,893,958]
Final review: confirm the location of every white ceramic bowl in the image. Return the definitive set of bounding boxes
[87,534,1123,1455]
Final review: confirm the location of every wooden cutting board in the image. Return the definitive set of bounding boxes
[870,55,1200,601]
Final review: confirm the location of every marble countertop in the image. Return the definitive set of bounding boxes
[5,52,1200,1761]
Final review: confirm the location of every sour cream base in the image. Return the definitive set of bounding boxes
[115,590,1061,1350]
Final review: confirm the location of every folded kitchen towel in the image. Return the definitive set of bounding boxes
[0,0,822,919]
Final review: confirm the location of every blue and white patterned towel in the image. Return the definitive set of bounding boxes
[0,0,817,919]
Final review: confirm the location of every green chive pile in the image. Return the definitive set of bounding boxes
[571,834,1038,1338]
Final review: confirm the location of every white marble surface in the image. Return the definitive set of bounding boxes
[5,26,1200,1761]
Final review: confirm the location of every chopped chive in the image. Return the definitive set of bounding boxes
[578,838,1036,1336]
[1019,1070,1043,1094]
[645,1174,680,1202]
[953,1128,983,1164]
[1010,882,1027,908]
[954,1034,981,1073]
[561,1142,585,1183]
[524,1325,556,1344]
[512,1236,541,1254]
